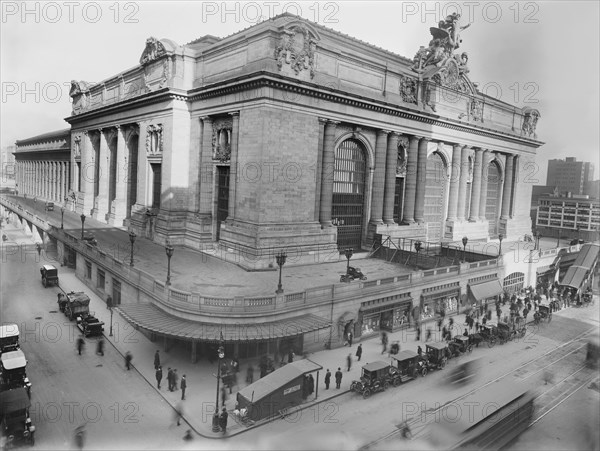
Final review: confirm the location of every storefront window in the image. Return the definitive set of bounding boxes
[392,308,409,328]
[362,314,380,335]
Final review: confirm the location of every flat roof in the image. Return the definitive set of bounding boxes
[392,350,419,361]
[1,350,26,369]
[0,324,19,339]
[362,361,390,371]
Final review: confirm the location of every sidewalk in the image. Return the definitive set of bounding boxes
[42,259,536,439]
[2,195,409,297]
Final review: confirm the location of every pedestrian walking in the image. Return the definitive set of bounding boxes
[154,350,160,370]
[346,353,352,372]
[125,351,133,370]
[437,317,443,332]
[232,356,240,373]
[347,331,353,347]
[381,332,388,354]
[417,345,423,357]
[335,367,343,389]
[174,402,183,427]
[73,424,86,450]
[167,367,173,391]
[181,375,187,400]
[308,374,314,395]
[288,349,294,363]
[96,338,104,356]
[76,337,85,355]
[246,364,254,384]
[156,366,163,389]
[173,369,179,390]
[219,407,228,434]
[221,385,228,407]
[355,344,362,361]
[324,369,331,389]
[416,324,421,341]
[426,328,432,342]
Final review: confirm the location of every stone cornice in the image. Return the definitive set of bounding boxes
[189,73,544,148]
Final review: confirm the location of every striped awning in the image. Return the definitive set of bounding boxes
[115,303,331,342]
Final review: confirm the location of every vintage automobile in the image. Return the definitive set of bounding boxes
[534,304,552,325]
[448,335,473,357]
[586,336,600,369]
[472,324,497,348]
[340,266,367,283]
[62,292,91,321]
[0,324,19,355]
[445,358,480,386]
[392,350,428,382]
[76,313,105,337]
[350,361,399,398]
[40,264,59,288]
[423,342,450,370]
[0,350,31,398]
[0,387,35,446]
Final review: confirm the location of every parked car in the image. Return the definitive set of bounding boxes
[0,324,20,355]
[0,350,31,398]
[0,387,35,446]
[392,350,428,382]
[40,264,59,288]
[44,201,54,211]
[350,361,399,398]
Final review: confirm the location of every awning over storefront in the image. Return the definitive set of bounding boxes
[536,264,555,275]
[560,266,589,289]
[468,279,503,301]
[116,303,331,342]
[360,299,412,315]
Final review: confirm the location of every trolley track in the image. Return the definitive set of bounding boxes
[359,326,597,450]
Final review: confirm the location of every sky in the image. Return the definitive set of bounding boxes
[1,0,599,184]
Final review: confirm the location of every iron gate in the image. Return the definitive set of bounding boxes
[486,163,500,236]
[216,166,230,241]
[424,152,446,242]
[332,139,366,249]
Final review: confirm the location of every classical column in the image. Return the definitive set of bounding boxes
[456,146,470,221]
[51,162,56,201]
[113,125,128,222]
[446,144,462,221]
[198,117,214,215]
[61,162,67,201]
[319,120,339,227]
[402,135,420,224]
[478,150,492,220]
[96,129,110,220]
[383,132,400,224]
[80,131,96,214]
[414,137,430,224]
[469,148,483,221]
[501,154,515,219]
[228,112,240,220]
[370,129,390,225]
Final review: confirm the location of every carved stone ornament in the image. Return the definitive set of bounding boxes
[212,118,233,162]
[469,99,484,122]
[399,75,417,104]
[146,124,163,155]
[521,108,540,139]
[274,26,317,78]
[69,80,94,115]
[73,136,82,158]
[140,37,167,65]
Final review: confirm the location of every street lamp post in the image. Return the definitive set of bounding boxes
[462,236,468,263]
[212,332,225,433]
[128,230,136,267]
[165,242,174,286]
[60,205,65,230]
[414,240,423,268]
[344,248,353,278]
[498,233,503,256]
[80,214,86,239]
[275,252,287,294]
[107,296,114,337]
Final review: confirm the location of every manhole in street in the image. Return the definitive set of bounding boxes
[96,364,103,367]
[35,316,42,320]
[49,310,58,313]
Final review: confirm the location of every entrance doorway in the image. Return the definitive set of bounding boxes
[332,139,366,249]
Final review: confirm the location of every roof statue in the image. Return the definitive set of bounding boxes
[139,37,167,65]
[411,12,471,75]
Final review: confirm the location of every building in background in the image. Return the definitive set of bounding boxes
[547,157,594,196]
[536,192,600,242]
[13,130,72,203]
[1,145,16,191]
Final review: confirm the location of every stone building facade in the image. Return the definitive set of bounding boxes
[63,14,541,269]
[13,129,71,203]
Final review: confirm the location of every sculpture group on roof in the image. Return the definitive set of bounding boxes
[411,13,471,75]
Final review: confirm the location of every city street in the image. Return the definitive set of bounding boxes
[1,231,212,450]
